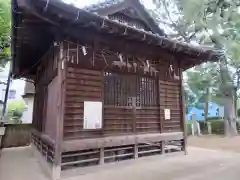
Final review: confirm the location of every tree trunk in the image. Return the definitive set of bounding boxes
[219,60,238,136]
[204,88,209,121]
[234,88,238,118]
[224,95,238,136]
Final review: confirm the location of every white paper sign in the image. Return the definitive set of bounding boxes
[164,109,171,120]
[83,101,102,129]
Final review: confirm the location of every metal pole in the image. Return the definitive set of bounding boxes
[2,63,11,119]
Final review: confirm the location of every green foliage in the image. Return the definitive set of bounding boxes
[7,100,25,111]
[6,100,25,124]
[153,0,240,104]
[199,120,225,134]
[152,0,240,135]
[185,62,224,106]
[0,0,11,67]
[237,109,240,117]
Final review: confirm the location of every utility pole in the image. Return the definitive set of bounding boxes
[1,63,11,120]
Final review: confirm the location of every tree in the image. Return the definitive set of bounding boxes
[6,100,25,124]
[180,0,240,136]
[0,0,11,68]
[152,0,240,136]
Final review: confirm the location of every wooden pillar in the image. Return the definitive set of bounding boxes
[161,141,165,155]
[52,42,65,180]
[157,77,163,133]
[99,147,104,165]
[134,144,138,159]
[179,67,187,155]
[132,97,137,133]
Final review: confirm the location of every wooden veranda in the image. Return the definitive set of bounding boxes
[11,0,221,179]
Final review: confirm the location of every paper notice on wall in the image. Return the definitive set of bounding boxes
[83,101,102,129]
[164,109,171,120]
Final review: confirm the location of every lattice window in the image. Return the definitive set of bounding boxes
[104,73,158,107]
[104,72,132,106]
[136,77,158,107]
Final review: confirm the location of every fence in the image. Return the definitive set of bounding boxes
[1,124,32,148]
[187,120,240,135]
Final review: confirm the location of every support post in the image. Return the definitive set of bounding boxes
[52,42,65,180]
[161,141,165,155]
[191,113,201,136]
[132,97,137,133]
[191,113,196,136]
[191,124,195,136]
[196,122,201,136]
[134,144,138,159]
[99,147,104,165]
[179,67,187,155]
[207,122,212,135]
[2,62,11,119]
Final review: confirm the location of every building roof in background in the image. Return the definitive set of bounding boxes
[22,82,35,98]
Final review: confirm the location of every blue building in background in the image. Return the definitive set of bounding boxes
[186,101,224,121]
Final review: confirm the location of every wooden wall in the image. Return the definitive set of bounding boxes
[45,77,59,140]
[63,62,182,140]
[159,80,182,132]
[64,64,104,139]
[59,39,183,140]
[32,45,59,141]
[32,41,183,142]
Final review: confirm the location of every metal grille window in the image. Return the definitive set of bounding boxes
[136,77,158,107]
[104,72,158,107]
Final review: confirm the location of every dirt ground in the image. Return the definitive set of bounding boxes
[1,136,240,180]
[188,135,240,153]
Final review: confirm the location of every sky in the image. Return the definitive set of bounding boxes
[2,63,25,99]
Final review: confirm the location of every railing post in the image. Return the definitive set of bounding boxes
[191,113,201,136]
[207,122,212,135]
[191,113,196,136]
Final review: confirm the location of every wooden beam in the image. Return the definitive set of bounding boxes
[61,132,184,152]
[179,61,187,155]
[157,76,163,133]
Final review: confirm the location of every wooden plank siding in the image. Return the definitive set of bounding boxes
[64,66,179,139]
[159,80,182,132]
[60,40,183,140]
[64,65,104,139]
[32,45,60,141]
[104,106,133,135]
[136,107,160,133]
[63,64,182,139]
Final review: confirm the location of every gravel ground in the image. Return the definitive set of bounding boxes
[1,141,240,180]
[188,135,240,153]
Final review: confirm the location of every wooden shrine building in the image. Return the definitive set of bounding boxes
[12,0,221,179]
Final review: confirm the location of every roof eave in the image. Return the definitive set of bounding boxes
[13,0,221,73]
